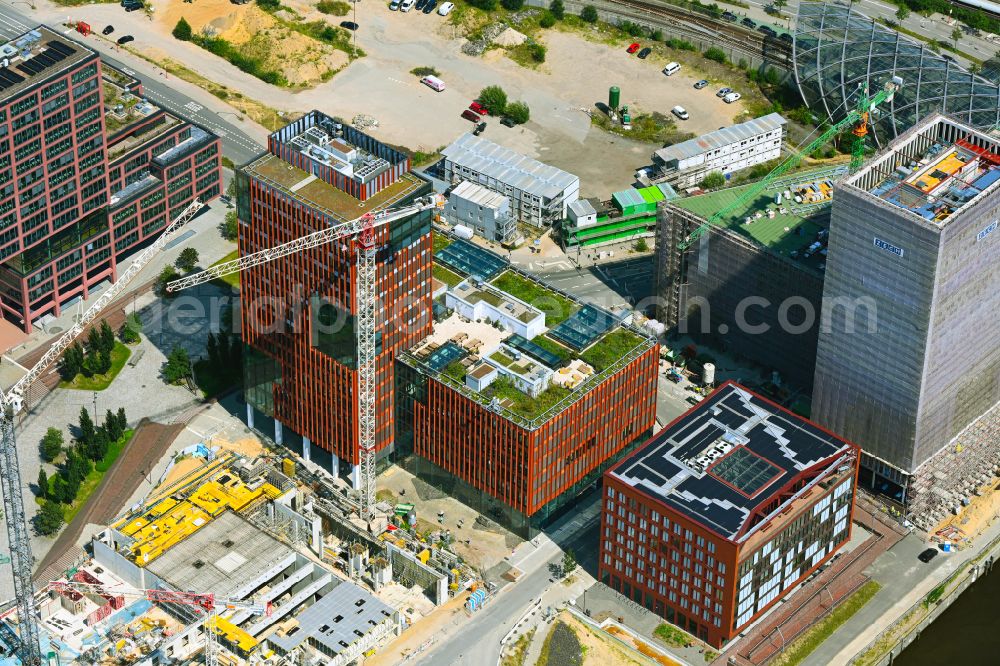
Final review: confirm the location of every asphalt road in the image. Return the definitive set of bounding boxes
[0,5,263,163]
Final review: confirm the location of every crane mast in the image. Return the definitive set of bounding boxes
[0,199,203,665]
[167,197,441,523]
[678,79,901,250]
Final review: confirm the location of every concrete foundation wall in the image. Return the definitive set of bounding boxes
[386,543,448,606]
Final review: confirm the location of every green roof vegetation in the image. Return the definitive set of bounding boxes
[530,335,573,362]
[490,271,578,326]
[432,263,464,287]
[444,361,466,381]
[484,376,572,421]
[432,230,452,253]
[467,289,504,307]
[580,328,645,372]
[672,176,831,255]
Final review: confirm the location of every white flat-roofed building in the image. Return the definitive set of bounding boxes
[652,113,786,188]
[441,133,580,227]
[444,180,517,244]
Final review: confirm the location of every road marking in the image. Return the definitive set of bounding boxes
[185,102,204,113]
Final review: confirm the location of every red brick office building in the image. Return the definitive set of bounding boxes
[0,25,220,331]
[600,382,859,647]
[239,111,433,482]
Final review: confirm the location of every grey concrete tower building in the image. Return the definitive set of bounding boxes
[812,114,1000,498]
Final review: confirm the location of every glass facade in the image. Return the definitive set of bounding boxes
[793,2,1000,146]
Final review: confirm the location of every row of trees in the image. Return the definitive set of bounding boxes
[478,86,531,125]
[34,407,129,535]
[59,320,117,380]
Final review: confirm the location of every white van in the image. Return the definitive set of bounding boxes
[672,105,689,120]
[421,75,446,92]
[400,0,415,11]
[723,92,742,104]
[662,62,681,76]
[438,1,455,14]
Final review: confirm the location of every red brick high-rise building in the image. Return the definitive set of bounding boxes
[0,26,220,331]
[239,111,433,483]
[600,382,859,648]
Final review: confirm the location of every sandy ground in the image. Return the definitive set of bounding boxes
[535,611,669,666]
[932,478,1000,542]
[366,590,472,666]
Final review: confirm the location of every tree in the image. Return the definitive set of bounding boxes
[218,332,232,369]
[221,210,239,241]
[529,43,546,63]
[895,5,910,22]
[35,500,64,536]
[652,29,664,41]
[59,342,83,379]
[505,101,530,124]
[99,320,115,354]
[78,407,95,450]
[562,549,577,575]
[773,0,787,13]
[41,427,64,462]
[951,26,962,48]
[478,85,508,116]
[90,427,110,462]
[539,11,556,28]
[549,0,564,20]
[581,4,598,23]
[117,407,128,436]
[634,237,649,252]
[51,475,71,504]
[172,17,193,42]
[163,346,192,384]
[501,0,523,9]
[105,409,122,442]
[96,348,112,375]
[700,171,726,189]
[37,469,48,500]
[175,247,200,273]
[121,312,141,344]
[155,265,180,298]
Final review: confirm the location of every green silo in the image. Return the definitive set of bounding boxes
[609,86,620,113]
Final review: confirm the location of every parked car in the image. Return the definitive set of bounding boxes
[390,0,401,9]
[742,17,757,29]
[473,121,487,136]
[423,0,438,13]
[721,10,738,22]
[415,0,428,10]
[627,42,640,54]
[400,0,415,11]
[116,35,134,45]
[662,62,681,76]
[500,117,516,128]
[759,25,777,37]
[637,47,652,59]
[694,79,709,89]
[469,101,489,116]
[438,1,455,14]
[102,25,115,35]
[340,21,359,30]
[723,92,742,103]
[121,0,143,11]
[716,87,732,97]
[671,105,689,120]
[461,109,480,122]
[421,75,446,91]
[918,548,939,563]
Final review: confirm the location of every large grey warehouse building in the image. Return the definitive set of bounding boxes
[812,114,1000,507]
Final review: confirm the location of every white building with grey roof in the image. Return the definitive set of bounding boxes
[652,113,786,189]
[441,133,580,227]
[444,180,518,244]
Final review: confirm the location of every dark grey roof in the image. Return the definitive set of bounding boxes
[609,384,853,540]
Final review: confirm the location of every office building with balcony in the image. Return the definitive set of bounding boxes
[0,25,220,331]
[600,382,858,647]
[239,111,433,485]
[812,114,1000,503]
[396,239,658,537]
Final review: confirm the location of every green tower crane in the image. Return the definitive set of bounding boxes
[678,79,902,250]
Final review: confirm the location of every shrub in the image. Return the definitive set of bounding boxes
[316,0,351,15]
[410,66,440,77]
[549,0,564,20]
[539,12,556,28]
[699,171,726,189]
[35,500,64,536]
[619,20,645,37]
[506,101,530,124]
[528,43,546,63]
[175,247,200,273]
[652,29,664,41]
[257,0,281,10]
[478,85,508,116]
[221,210,238,241]
[580,4,598,22]
[41,428,63,462]
[704,46,727,63]
[163,346,192,385]
[172,18,192,42]
[666,37,696,51]
[501,0,524,9]
[634,237,649,252]
[467,0,497,9]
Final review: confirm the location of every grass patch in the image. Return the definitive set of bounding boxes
[501,628,536,666]
[59,342,131,391]
[376,488,396,504]
[580,329,645,372]
[193,359,240,399]
[192,35,289,86]
[42,429,135,523]
[411,66,440,78]
[432,230,452,253]
[490,271,577,326]
[770,580,882,666]
[591,112,696,146]
[210,250,241,288]
[411,150,442,167]
[316,0,351,15]
[432,263,464,287]
[653,623,690,648]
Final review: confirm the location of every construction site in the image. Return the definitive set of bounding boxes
[5,445,486,665]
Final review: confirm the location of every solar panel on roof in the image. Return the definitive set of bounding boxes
[434,239,508,281]
[45,41,76,56]
[17,60,44,76]
[506,334,563,368]
[0,68,25,90]
[548,304,617,351]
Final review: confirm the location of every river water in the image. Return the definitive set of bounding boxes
[896,560,999,665]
